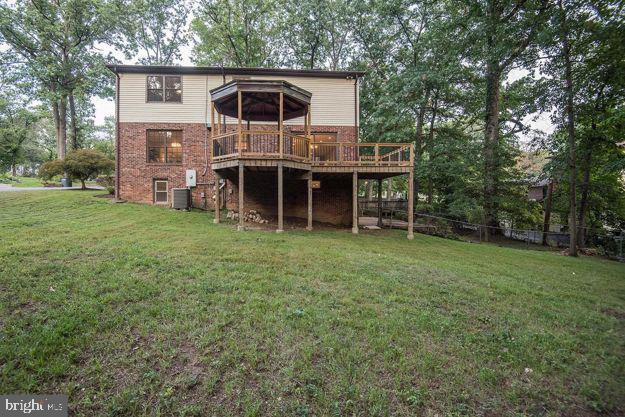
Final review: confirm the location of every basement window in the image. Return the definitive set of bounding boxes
[154,180,169,203]
[147,75,182,103]
[147,130,182,164]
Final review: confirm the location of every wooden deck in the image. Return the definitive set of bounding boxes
[210,129,415,239]
[211,130,413,174]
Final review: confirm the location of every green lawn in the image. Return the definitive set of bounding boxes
[0,175,46,187]
[0,191,623,417]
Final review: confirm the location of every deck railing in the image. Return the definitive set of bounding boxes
[211,130,413,166]
[310,142,413,166]
[212,130,310,161]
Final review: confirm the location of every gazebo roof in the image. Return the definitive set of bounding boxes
[210,79,312,122]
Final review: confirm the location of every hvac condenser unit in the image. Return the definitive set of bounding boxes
[172,188,190,210]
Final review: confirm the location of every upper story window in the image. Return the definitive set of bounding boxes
[147,130,182,164]
[147,75,182,103]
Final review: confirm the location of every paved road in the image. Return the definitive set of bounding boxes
[0,184,104,191]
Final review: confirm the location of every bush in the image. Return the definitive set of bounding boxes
[96,175,115,195]
[38,160,64,183]
[38,150,115,190]
[63,150,115,190]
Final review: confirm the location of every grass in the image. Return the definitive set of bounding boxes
[0,175,47,187]
[0,190,623,417]
[0,175,98,188]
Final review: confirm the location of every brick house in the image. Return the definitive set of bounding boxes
[107,65,415,238]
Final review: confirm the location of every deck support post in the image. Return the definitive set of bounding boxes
[306,105,312,138]
[352,171,358,234]
[237,91,243,156]
[238,162,245,231]
[377,178,383,227]
[213,173,221,224]
[277,162,284,233]
[306,171,313,231]
[407,168,414,240]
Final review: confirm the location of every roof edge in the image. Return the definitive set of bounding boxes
[105,64,365,79]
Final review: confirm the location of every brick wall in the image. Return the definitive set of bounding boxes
[118,122,356,225]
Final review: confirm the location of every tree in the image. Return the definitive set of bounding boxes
[38,159,65,183]
[61,149,114,189]
[536,0,625,253]
[455,0,550,239]
[114,0,190,65]
[83,115,116,160]
[0,0,117,160]
[280,0,328,69]
[0,81,39,176]
[192,0,282,67]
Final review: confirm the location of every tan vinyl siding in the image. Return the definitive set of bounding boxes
[118,74,219,123]
[119,73,357,127]
[223,75,356,126]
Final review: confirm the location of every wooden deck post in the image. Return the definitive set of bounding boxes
[306,171,313,231]
[277,162,284,233]
[279,92,284,158]
[407,168,414,240]
[213,173,221,224]
[306,105,312,137]
[216,105,221,134]
[238,162,244,231]
[237,90,243,156]
[377,178,383,227]
[352,171,358,234]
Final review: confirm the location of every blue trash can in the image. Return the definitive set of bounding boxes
[61,177,72,187]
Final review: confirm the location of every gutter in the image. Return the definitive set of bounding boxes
[105,64,366,79]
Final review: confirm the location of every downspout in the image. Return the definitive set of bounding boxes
[221,66,226,130]
[202,75,209,176]
[354,76,360,142]
[114,68,121,200]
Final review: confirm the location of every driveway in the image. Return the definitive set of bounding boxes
[0,184,104,191]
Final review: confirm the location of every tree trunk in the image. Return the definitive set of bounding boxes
[364,180,373,200]
[483,65,501,241]
[50,84,67,160]
[426,92,439,205]
[414,88,431,206]
[542,180,553,245]
[69,93,79,150]
[386,178,392,201]
[559,0,577,257]
[58,96,68,160]
[577,140,592,248]
[11,164,17,177]
[81,179,86,190]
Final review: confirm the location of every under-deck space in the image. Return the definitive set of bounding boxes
[208,79,415,238]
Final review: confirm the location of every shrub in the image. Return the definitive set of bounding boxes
[96,175,115,195]
[38,160,64,184]
[64,150,114,190]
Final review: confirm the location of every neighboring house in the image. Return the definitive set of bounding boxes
[528,178,551,202]
[107,65,415,238]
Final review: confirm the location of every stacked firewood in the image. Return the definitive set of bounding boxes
[226,210,269,224]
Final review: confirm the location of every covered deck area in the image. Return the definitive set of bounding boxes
[209,79,415,239]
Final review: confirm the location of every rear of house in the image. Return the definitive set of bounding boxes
[109,65,414,236]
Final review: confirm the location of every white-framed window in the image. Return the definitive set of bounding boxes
[146,75,182,103]
[154,179,169,203]
[147,130,183,164]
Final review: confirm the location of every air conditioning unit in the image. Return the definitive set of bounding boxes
[172,188,190,210]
